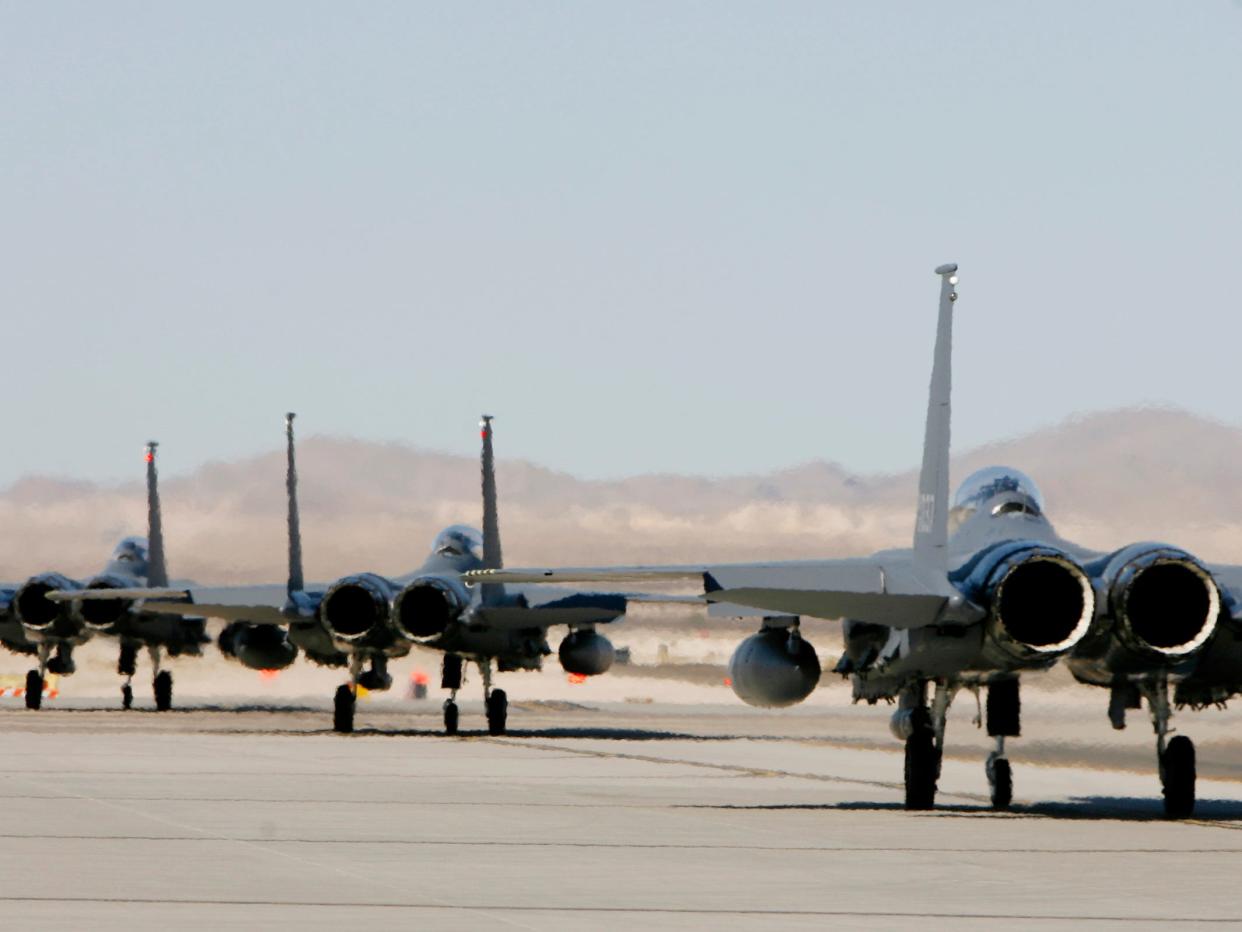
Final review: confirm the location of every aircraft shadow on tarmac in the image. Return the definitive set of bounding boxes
[345,726,719,741]
[688,797,1242,822]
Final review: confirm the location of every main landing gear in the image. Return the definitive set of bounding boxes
[332,656,392,734]
[26,643,74,710]
[150,646,173,712]
[1111,676,1196,818]
[333,684,356,733]
[900,680,948,810]
[899,677,1022,812]
[439,654,508,736]
[481,659,507,736]
[1141,676,1196,819]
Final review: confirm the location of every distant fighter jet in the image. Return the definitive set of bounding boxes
[463,263,1230,817]
[56,415,677,735]
[4,443,207,709]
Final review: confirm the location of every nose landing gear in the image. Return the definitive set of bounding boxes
[442,654,463,735]
[985,677,1020,811]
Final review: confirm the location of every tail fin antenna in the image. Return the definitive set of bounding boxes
[286,413,305,596]
[912,263,960,575]
[145,441,169,588]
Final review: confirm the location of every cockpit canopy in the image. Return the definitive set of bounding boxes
[111,536,149,565]
[952,466,1045,519]
[432,525,485,560]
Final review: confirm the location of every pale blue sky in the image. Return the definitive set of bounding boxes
[3,1,1240,484]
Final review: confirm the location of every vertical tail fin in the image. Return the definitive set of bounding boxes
[480,415,503,571]
[285,413,305,596]
[912,263,960,575]
[145,441,169,588]
[479,415,504,606]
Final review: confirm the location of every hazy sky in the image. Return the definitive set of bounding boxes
[3,1,1240,485]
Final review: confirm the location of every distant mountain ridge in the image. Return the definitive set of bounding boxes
[3,407,1242,583]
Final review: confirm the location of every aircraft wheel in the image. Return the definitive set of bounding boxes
[333,684,355,733]
[989,758,1013,811]
[1162,735,1196,819]
[444,699,459,736]
[903,715,939,810]
[121,684,134,710]
[486,689,508,736]
[25,671,43,710]
[153,671,173,712]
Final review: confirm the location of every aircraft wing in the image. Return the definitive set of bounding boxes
[467,558,966,628]
[45,584,294,625]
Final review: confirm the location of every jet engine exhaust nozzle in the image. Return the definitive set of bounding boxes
[1109,549,1220,659]
[14,573,80,631]
[320,574,394,643]
[728,626,821,708]
[991,554,1095,657]
[78,576,136,630]
[391,578,465,643]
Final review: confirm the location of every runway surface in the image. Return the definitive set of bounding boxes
[2,693,1242,930]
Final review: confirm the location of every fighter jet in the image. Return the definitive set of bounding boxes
[56,414,668,735]
[4,443,207,710]
[463,264,1117,811]
[470,263,1242,816]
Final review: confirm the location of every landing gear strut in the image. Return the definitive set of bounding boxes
[985,678,1020,810]
[1142,675,1196,818]
[442,654,463,735]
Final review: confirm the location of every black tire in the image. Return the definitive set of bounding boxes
[444,699,459,736]
[25,670,43,710]
[121,684,134,710]
[1162,735,1196,819]
[486,689,508,736]
[990,758,1013,810]
[153,671,173,712]
[333,684,355,733]
[904,728,939,810]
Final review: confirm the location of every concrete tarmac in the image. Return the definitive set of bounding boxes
[2,697,1242,931]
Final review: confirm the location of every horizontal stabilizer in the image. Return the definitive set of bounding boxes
[702,561,958,627]
[45,584,292,626]
[144,601,288,625]
[466,566,707,586]
[45,587,189,603]
[471,558,966,628]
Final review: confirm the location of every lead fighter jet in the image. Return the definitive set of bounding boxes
[56,415,676,734]
[466,263,1237,816]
